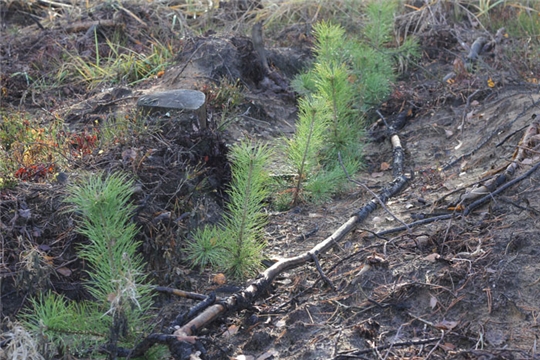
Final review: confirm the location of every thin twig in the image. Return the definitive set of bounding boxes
[310,251,336,291]
[459,89,482,138]
[375,109,391,128]
[425,331,445,359]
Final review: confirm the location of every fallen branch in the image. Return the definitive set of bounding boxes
[64,20,119,34]
[463,159,540,216]
[376,160,540,236]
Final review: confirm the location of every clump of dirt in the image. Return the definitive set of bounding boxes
[2,1,540,359]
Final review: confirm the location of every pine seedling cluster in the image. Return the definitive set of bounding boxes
[286,1,419,205]
[21,173,158,358]
[186,142,272,279]
[288,21,363,204]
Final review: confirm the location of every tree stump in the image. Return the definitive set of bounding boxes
[137,89,207,129]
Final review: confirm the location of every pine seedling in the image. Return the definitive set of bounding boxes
[222,142,272,278]
[352,1,419,106]
[284,7,419,207]
[287,22,363,204]
[21,173,157,357]
[186,142,272,279]
[311,20,348,65]
[349,43,395,109]
[285,97,329,205]
[312,59,362,165]
[313,61,354,142]
[363,0,397,49]
[65,174,152,314]
[22,292,109,356]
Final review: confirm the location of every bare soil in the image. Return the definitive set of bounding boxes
[1,1,540,359]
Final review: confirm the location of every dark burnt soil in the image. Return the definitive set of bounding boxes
[1,2,540,360]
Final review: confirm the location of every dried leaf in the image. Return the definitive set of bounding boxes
[424,253,440,262]
[213,273,226,285]
[42,255,54,265]
[440,342,456,351]
[38,244,50,251]
[430,295,437,309]
[416,235,429,247]
[380,162,390,171]
[56,267,72,277]
[372,216,383,224]
[152,211,171,223]
[121,148,138,163]
[434,320,459,331]
[224,324,239,337]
